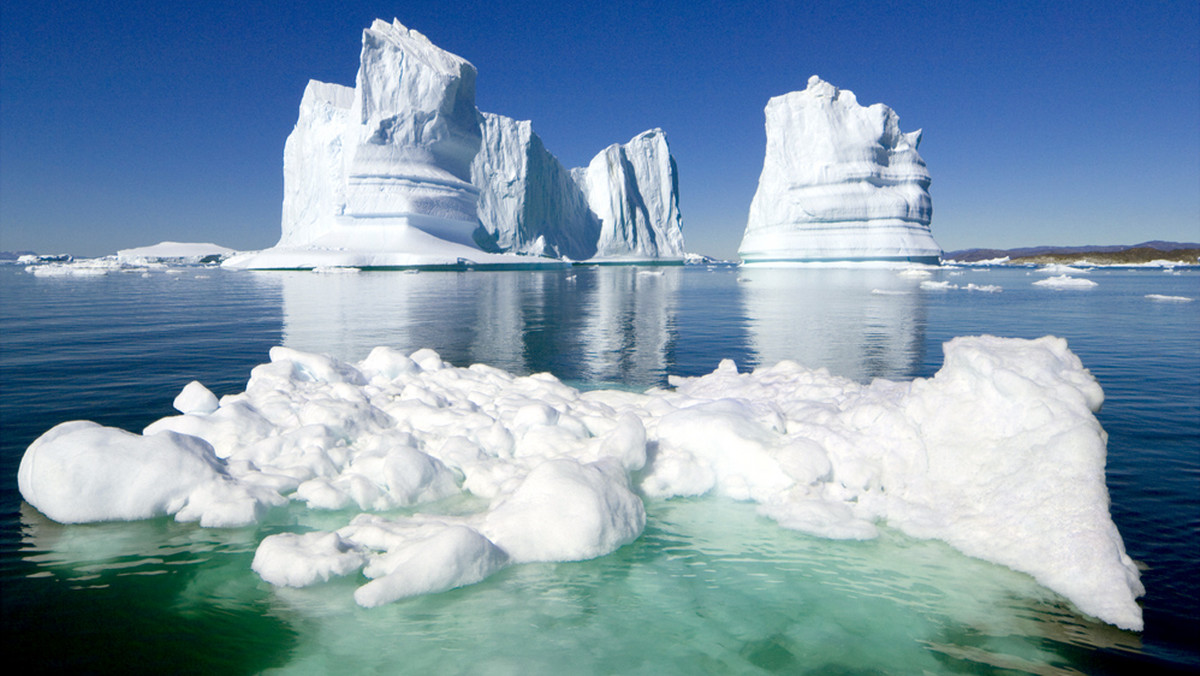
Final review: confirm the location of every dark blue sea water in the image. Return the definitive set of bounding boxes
[1,264,1197,674]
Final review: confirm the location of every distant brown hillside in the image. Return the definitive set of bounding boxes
[1012,247,1200,265]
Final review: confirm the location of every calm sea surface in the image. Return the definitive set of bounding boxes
[1,264,1197,674]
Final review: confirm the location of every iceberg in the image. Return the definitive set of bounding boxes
[573,129,686,261]
[116,241,235,264]
[739,76,941,264]
[17,337,1142,630]
[225,20,563,270]
[1034,275,1098,289]
[225,19,686,269]
[471,112,601,260]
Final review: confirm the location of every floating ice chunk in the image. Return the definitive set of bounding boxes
[919,280,957,290]
[572,129,686,261]
[17,421,277,526]
[353,525,507,607]
[252,531,367,587]
[1036,264,1090,275]
[311,266,361,274]
[1033,275,1098,289]
[26,260,116,277]
[964,283,1001,292]
[482,458,645,563]
[1145,294,1193,302]
[174,381,219,415]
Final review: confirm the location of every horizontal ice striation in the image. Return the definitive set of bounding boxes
[342,19,480,231]
[573,129,686,260]
[739,76,941,264]
[17,337,1142,629]
[471,112,601,260]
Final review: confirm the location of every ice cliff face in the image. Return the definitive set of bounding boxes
[471,112,601,260]
[739,76,941,264]
[573,130,686,260]
[343,20,481,236]
[279,81,353,248]
[472,118,685,261]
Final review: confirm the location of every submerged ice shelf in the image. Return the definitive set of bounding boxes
[18,336,1142,630]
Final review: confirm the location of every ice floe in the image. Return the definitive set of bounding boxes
[1033,275,1098,289]
[16,337,1143,629]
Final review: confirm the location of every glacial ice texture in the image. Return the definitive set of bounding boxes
[17,336,1142,630]
[739,76,942,264]
[472,116,685,262]
[228,19,495,269]
[574,129,686,260]
[471,112,601,260]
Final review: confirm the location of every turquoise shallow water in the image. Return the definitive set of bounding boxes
[1,264,1197,673]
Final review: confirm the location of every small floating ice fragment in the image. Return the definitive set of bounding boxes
[1033,275,1097,289]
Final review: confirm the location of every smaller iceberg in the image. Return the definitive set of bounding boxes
[739,76,941,265]
[116,241,235,264]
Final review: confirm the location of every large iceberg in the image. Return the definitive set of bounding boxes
[226,19,686,269]
[18,337,1142,630]
[739,76,941,264]
[573,129,686,261]
[226,20,559,270]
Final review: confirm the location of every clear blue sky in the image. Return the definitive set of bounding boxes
[2,0,1197,258]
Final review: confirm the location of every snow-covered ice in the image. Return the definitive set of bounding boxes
[116,241,235,264]
[1036,264,1091,275]
[739,76,941,265]
[1145,294,1193,302]
[24,257,140,277]
[17,336,1143,630]
[1034,275,1098,289]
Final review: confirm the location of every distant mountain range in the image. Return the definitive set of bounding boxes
[944,241,1200,263]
